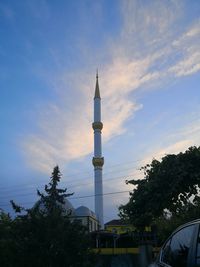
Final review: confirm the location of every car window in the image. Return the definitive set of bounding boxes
[161,224,196,267]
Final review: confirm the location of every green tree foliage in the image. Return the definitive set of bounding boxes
[155,200,200,244]
[36,165,73,215]
[119,146,200,229]
[0,211,16,267]
[0,166,95,267]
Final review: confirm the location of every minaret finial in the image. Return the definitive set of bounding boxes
[94,70,100,99]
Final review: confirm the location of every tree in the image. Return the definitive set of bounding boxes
[0,211,16,267]
[119,146,200,228]
[35,165,73,215]
[154,199,200,244]
[0,166,95,267]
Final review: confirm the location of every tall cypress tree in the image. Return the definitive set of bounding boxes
[36,165,73,215]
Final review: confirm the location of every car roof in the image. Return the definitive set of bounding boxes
[161,218,200,246]
[173,219,200,233]
[158,219,200,264]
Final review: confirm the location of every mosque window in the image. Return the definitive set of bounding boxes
[112,228,117,234]
[89,220,93,232]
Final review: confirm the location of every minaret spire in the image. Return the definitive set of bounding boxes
[92,72,104,229]
[94,70,100,99]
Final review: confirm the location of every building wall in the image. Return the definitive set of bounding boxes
[105,225,151,235]
[71,215,99,232]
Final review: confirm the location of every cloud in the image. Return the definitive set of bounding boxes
[23,0,200,173]
[169,52,200,77]
[169,20,200,76]
[153,140,194,158]
[120,0,183,45]
[23,96,94,172]
[23,74,141,172]
[139,116,200,169]
[118,1,200,79]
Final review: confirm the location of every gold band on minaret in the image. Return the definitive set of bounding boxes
[92,122,103,130]
[92,157,104,167]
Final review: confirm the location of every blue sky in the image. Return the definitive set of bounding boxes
[0,0,200,222]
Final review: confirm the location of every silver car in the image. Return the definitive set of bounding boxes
[149,219,200,267]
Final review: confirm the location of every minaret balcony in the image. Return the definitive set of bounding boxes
[92,157,104,167]
[92,122,103,130]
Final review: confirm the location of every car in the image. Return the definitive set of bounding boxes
[149,219,200,267]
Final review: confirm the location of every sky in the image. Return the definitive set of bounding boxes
[0,0,200,223]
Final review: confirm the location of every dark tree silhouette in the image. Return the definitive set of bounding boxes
[119,146,200,228]
[0,166,95,267]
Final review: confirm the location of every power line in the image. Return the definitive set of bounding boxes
[0,189,131,208]
[0,159,144,189]
[0,160,144,194]
[70,190,130,199]
[0,172,136,200]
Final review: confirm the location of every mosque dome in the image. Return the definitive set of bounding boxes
[34,198,75,216]
[75,206,96,218]
[62,198,75,214]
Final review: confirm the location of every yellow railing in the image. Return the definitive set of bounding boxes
[94,248,138,255]
[93,247,160,255]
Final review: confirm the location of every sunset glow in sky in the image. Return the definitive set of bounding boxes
[1,0,200,222]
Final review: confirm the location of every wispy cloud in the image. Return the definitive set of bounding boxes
[23,0,200,173]
[140,116,200,169]
[169,20,200,76]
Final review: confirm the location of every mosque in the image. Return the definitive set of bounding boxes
[37,74,104,232]
[36,74,140,240]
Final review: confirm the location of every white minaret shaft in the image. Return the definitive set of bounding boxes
[92,73,104,229]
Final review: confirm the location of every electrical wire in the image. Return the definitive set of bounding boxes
[0,172,137,200]
[0,164,143,195]
[0,189,131,208]
[0,158,147,191]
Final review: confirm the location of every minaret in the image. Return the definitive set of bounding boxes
[92,72,104,229]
